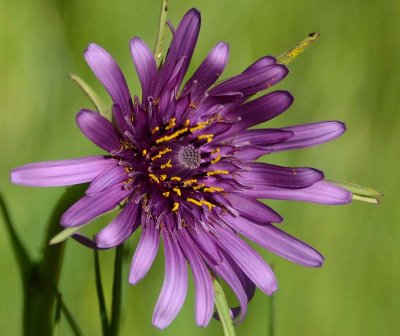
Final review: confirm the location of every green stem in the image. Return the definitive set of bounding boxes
[110,244,124,336]
[94,247,110,336]
[213,278,236,336]
[154,0,168,67]
[23,185,86,336]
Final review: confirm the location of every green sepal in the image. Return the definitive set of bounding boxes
[69,74,110,117]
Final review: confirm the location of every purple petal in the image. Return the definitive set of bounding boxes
[178,229,214,327]
[242,56,276,72]
[245,180,352,205]
[224,90,294,131]
[214,225,277,295]
[190,228,223,266]
[199,249,248,322]
[237,162,324,189]
[272,121,346,152]
[129,224,160,285]
[60,183,131,227]
[76,109,122,153]
[96,201,141,248]
[181,42,229,99]
[11,156,116,187]
[156,9,201,95]
[152,230,188,329]
[209,64,288,97]
[224,215,324,267]
[86,165,127,196]
[226,193,283,224]
[130,37,157,100]
[84,43,132,127]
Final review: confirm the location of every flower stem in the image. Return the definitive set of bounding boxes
[154,0,168,67]
[213,278,236,336]
[94,247,110,336]
[110,244,125,336]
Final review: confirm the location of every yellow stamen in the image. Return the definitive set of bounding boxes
[165,118,176,130]
[149,174,160,183]
[198,134,214,143]
[184,119,191,126]
[156,127,188,143]
[200,200,215,211]
[160,174,167,181]
[142,149,147,156]
[211,148,220,154]
[163,191,170,197]
[190,121,210,133]
[160,159,172,169]
[203,187,224,193]
[173,188,182,196]
[172,202,180,212]
[151,147,172,161]
[206,170,229,176]
[170,176,181,181]
[183,179,197,186]
[187,198,203,207]
[211,155,221,165]
[193,183,205,190]
[151,126,160,134]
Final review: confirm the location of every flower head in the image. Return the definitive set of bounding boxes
[11,8,351,328]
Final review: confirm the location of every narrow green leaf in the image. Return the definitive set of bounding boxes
[110,244,124,336]
[0,190,31,275]
[55,292,84,336]
[94,247,110,336]
[213,278,236,336]
[69,74,110,116]
[277,32,320,65]
[154,0,168,67]
[49,226,83,245]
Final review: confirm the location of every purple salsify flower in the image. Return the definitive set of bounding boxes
[11,8,351,329]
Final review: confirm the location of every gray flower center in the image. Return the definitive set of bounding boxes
[178,145,201,169]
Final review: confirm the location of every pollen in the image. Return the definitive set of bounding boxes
[170,176,182,181]
[149,174,160,183]
[203,187,224,193]
[160,159,172,169]
[165,118,176,130]
[156,127,188,143]
[163,191,170,197]
[198,134,214,143]
[211,155,221,164]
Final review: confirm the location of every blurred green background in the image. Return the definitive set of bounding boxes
[1,0,399,335]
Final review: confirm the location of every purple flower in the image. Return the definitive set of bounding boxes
[11,8,351,329]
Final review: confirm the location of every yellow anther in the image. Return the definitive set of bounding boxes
[184,119,191,126]
[190,121,210,133]
[170,176,181,181]
[187,198,203,207]
[149,174,160,183]
[163,191,170,197]
[142,149,147,156]
[156,127,188,143]
[200,200,215,211]
[203,187,224,193]
[211,155,221,165]
[160,174,167,181]
[206,170,229,176]
[198,134,214,143]
[165,118,176,130]
[193,183,205,190]
[183,179,197,187]
[151,126,160,134]
[211,148,220,154]
[172,202,180,212]
[160,159,172,169]
[186,198,215,211]
[173,188,182,196]
[151,147,172,161]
